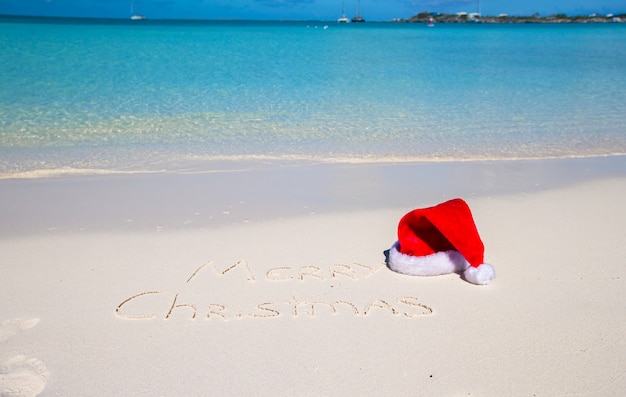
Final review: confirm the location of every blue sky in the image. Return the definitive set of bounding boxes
[1,0,624,21]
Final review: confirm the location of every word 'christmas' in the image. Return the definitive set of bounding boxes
[116,291,432,320]
[115,260,434,320]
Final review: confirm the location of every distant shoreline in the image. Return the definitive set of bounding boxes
[1,13,625,24]
[396,12,625,24]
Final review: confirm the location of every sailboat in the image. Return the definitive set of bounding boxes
[337,0,350,23]
[351,0,365,22]
[130,0,146,20]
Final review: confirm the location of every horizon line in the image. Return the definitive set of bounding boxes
[1,11,625,23]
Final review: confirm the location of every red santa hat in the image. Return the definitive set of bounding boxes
[387,198,495,285]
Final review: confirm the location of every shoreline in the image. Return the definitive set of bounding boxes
[2,152,626,181]
[2,155,625,238]
[2,151,626,181]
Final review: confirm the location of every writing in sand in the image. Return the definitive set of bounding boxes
[115,260,434,321]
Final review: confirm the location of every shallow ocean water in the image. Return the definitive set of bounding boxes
[1,17,625,176]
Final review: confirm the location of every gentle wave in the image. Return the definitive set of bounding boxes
[3,153,626,180]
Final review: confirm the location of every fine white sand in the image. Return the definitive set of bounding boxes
[1,157,625,396]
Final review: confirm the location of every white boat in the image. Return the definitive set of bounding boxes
[130,0,146,20]
[337,0,350,23]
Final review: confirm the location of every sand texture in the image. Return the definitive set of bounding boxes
[1,158,625,396]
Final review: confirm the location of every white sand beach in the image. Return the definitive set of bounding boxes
[1,157,625,396]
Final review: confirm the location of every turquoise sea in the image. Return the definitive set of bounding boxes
[1,17,625,177]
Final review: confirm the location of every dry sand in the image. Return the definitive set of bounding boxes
[1,157,625,396]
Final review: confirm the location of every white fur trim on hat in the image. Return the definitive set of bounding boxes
[388,242,496,285]
[463,263,496,285]
[387,242,469,276]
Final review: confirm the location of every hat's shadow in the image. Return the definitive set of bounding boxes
[383,249,390,264]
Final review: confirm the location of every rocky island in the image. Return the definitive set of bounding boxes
[396,12,625,24]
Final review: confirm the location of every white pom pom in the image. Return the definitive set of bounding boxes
[464,263,496,285]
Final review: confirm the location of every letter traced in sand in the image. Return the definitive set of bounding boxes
[115,291,162,320]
